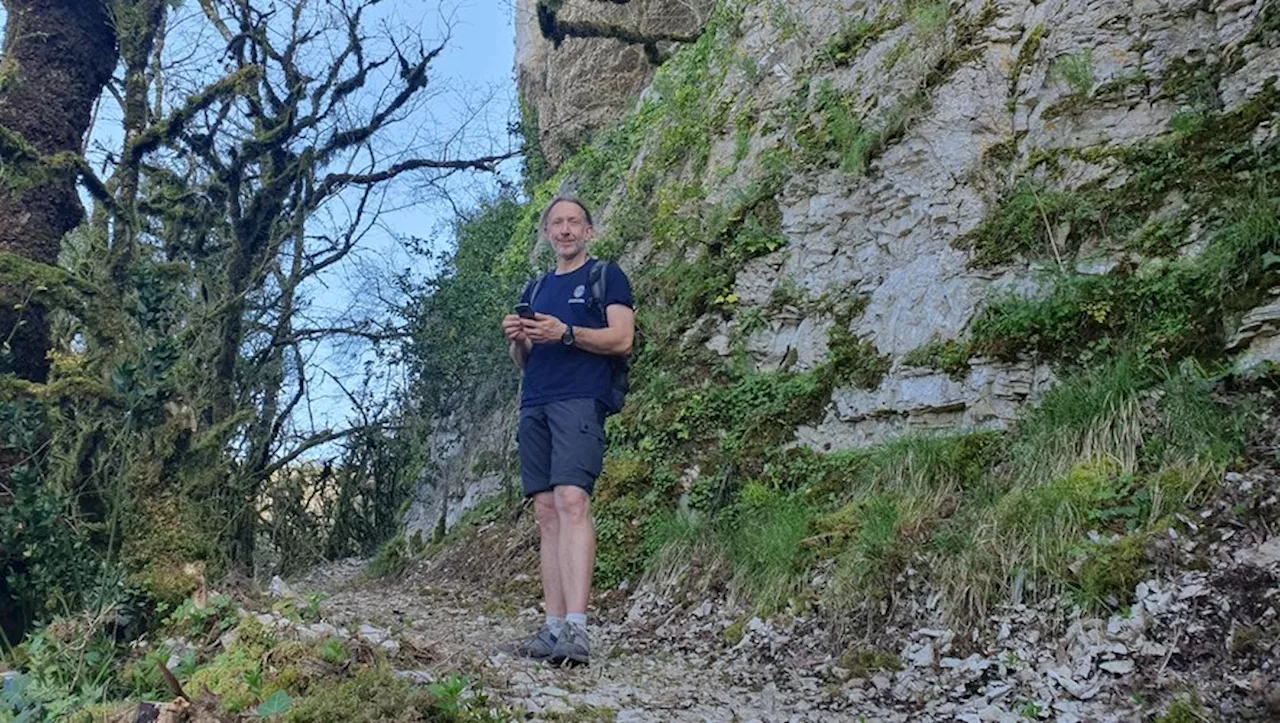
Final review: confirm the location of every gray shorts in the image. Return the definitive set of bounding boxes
[518,398,607,497]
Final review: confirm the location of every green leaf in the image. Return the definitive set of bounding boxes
[1262,251,1280,270]
[257,690,292,717]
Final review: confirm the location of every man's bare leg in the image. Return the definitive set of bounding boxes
[553,485,596,617]
[534,492,566,620]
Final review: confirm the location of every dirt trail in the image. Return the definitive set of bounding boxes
[295,558,823,722]
[287,467,1280,723]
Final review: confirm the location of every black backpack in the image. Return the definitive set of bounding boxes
[528,260,631,415]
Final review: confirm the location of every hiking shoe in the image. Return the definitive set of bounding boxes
[502,625,558,660]
[550,622,590,666]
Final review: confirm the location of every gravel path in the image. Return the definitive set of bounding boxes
[297,565,822,721]
[282,465,1280,722]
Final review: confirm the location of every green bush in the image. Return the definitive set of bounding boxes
[720,482,815,613]
[0,400,100,638]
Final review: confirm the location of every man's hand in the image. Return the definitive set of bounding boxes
[502,314,528,343]
[521,313,569,344]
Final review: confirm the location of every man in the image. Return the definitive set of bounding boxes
[500,196,634,666]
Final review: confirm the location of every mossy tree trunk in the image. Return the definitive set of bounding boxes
[0,0,117,382]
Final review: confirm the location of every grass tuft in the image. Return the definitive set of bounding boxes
[720,483,814,613]
[1009,355,1147,485]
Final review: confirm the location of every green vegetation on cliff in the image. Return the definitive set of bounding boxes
[967,84,1280,365]
[410,0,1275,640]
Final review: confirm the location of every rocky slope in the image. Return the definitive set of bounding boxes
[267,438,1278,721]
[67,440,1277,720]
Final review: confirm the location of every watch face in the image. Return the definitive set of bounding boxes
[562,327,574,345]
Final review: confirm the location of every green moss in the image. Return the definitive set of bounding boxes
[284,666,459,723]
[0,123,40,162]
[1129,215,1193,257]
[1074,531,1151,608]
[722,615,750,645]
[767,1,804,41]
[733,124,752,164]
[545,704,620,722]
[1159,57,1220,108]
[801,1,990,175]
[186,647,261,714]
[798,80,867,173]
[901,339,973,379]
[121,494,221,608]
[1241,0,1280,46]
[925,0,998,87]
[718,195,787,262]
[0,251,100,313]
[963,81,1278,276]
[883,38,910,71]
[821,305,890,389]
[959,182,1102,267]
[0,375,115,403]
[981,136,1020,167]
[1009,25,1046,93]
[592,493,647,588]
[823,13,893,65]
[840,647,903,677]
[910,2,949,36]
[994,463,1120,586]
[971,195,1280,363]
[1154,697,1215,723]
[824,334,890,390]
[1092,71,1152,103]
[768,276,807,311]
[518,99,550,192]
[596,456,652,504]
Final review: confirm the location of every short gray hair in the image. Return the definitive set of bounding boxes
[539,196,594,232]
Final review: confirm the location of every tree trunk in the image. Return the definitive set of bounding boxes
[0,0,116,381]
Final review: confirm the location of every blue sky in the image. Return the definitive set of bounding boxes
[296,1,522,432]
[0,1,521,439]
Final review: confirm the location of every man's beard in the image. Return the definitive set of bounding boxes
[556,240,585,257]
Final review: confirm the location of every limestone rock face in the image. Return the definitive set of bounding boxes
[515,0,714,168]
[797,361,1056,452]
[408,0,1280,533]
[1228,289,1280,373]
[402,384,517,541]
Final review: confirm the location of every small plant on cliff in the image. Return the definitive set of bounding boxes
[910,2,949,36]
[823,13,890,65]
[1051,49,1094,96]
[902,339,973,379]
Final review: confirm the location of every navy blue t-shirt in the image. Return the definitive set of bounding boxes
[520,259,634,409]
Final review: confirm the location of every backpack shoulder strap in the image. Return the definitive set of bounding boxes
[588,260,610,323]
[528,270,551,305]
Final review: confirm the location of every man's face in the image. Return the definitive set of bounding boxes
[545,201,593,260]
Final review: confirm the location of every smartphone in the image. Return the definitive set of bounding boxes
[514,302,535,319]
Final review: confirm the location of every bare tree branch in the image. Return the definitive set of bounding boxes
[316,151,518,196]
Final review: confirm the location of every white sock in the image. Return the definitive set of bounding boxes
[565,612,587,630]
[546,616,564,636]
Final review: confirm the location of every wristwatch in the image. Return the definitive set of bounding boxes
[561,324,576,346]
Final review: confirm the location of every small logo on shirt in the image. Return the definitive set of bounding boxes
[570,284,586,303]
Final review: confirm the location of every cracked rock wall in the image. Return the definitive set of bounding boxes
[661,0,1274,451]
[515,0,715,167]
[409,0,1280,536]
